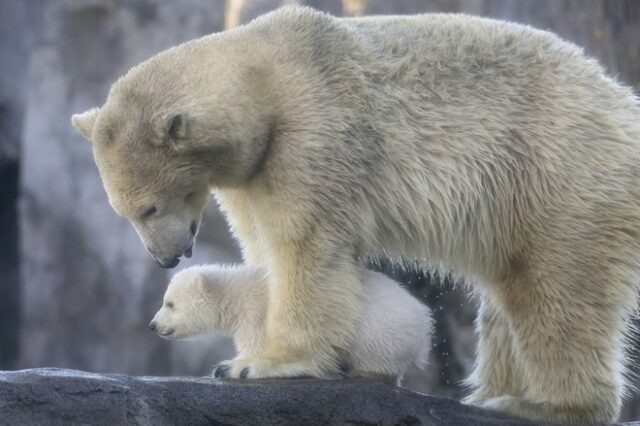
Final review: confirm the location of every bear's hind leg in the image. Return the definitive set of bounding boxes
[463,296,524,406]
[485,269,627,424]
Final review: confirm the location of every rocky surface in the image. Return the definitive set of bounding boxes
[0,368,543,426]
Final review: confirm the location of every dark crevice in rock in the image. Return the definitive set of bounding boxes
[0,158,19,370]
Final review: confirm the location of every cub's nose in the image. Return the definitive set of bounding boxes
[148,321,157,332]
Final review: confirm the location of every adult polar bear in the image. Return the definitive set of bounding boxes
[72,6,640,423]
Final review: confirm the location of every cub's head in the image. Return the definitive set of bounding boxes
[149,267,221,339]
[71,61,274,267]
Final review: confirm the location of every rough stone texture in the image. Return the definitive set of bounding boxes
[0,0,39,161]
[18,0,240,376]
[0,368,543,426]
[0,0,43,370]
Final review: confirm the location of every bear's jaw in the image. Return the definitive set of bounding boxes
[157,328,175,338]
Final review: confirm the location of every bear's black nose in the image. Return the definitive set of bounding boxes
[156,257,180,268]
[148,321,157,332]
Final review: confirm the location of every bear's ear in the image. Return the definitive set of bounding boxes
[160,114,189,150]
[167,114,187,139]
[71,107,100,140]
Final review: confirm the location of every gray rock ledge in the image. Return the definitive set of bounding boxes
[0,368,636,426]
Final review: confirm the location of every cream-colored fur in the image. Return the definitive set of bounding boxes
[150,265,432,384]
[71,6,640,423]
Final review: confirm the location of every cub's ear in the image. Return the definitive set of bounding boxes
[71,107,100,140]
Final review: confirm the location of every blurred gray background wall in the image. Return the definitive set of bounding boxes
[0,0,639,420]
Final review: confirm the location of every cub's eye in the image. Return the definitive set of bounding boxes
[141,206,157,220]
[166,301,174,309]
[185,192,196,202]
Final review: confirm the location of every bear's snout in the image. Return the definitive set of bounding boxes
[149,320,174,338]
[148,245,194,267]
[154,256,181,269]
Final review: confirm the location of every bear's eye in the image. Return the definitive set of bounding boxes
[185,192,196,203]
[166,301,174,309]
[141,206,157,220]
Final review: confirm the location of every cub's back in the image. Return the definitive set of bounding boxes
[353,270,432,371]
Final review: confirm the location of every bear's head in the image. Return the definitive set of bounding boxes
[71,56,275,268]
[149,267,223,339]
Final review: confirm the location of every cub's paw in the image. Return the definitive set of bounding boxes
[481,395,542,421]
[212,357,322,379]
[461,393,486,407]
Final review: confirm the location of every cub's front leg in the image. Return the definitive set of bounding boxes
[215,234,365,379]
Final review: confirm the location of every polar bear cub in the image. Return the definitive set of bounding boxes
[150,264,432,383]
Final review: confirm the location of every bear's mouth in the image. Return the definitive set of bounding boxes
[154,243,194,268]
[158,328,175,338]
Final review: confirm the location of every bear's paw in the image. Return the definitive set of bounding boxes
[212,357,323,379]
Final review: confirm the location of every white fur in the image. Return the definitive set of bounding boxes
[151,265,432,384]
[72,7,640,423]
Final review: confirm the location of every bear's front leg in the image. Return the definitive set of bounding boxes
[214,236,365,379]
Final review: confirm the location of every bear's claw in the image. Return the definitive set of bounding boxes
[213,363,231,378]
[211,357,322,379]
[240,367,250,379]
